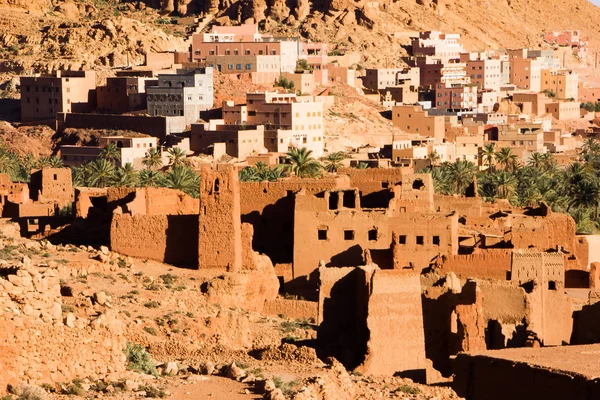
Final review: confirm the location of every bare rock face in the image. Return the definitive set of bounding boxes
[55,2,80,19]
[267,0,290,21]
[294,0,310,20]
[0,0,50,11]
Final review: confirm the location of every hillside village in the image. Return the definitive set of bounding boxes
[3,0,600,400]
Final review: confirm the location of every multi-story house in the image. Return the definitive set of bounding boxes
[60,136,160,169]
[392,105,445,143]
[146,68,214,126]
[540,69,578,100]
[191,91,325,159]
[96,76,157,114]
[20,71,96,122]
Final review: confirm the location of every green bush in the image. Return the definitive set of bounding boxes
[124,343,157,376]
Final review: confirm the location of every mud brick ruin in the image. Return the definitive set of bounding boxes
[7,164,598,399]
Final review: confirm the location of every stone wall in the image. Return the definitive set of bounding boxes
[0,261,126,392]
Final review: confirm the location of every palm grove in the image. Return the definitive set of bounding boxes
[3,138,600,234]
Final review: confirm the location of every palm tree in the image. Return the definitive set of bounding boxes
[165,165,200,197]
[111,163,138,187]
[285,148,322,178]
[480,143,496,172]
[35,156,52,169]
[492,171,518,199]
[495,147,518,172]
[356,162,369,170]
[100,142,121,163]
[570,207,599,234]
[142,148,163,170]
[581,137,600,163]
[446,159,477,195]
[527,152,545,171]
[569,177,600,218]
[71,165,88,187]
[167,147,188,167]
[322,152,346,173]
[427,150,441,169]
[138,169,166,187]
[88,158,116,188]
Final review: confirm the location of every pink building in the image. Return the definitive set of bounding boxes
[416,58,468,90]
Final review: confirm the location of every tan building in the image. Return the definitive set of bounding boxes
[541,69,578,100]
[512,92,550,116]
[194,91,324,158]
[281,71,315,95]
[545,101,581,120]
[327,65,356,87]
[20,71,96,122]
[392,105,445,142]
[361,67,420,91]
[510,57,542,92]
[489,122,546,158]
[416,59,468,90]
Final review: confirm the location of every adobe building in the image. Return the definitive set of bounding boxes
[146,68,214,126]
[192,91,325,159]
[20,71,96,122]
[509,57,542,92]
[544,101,581,120]
[29,168,73,209]
[191,24,327,84]
[392,105,445,143]
[541,69,578,100]
[96,76,156,114]
[361,67,420,91]
[292,173,459,279]
[434,83,478,111]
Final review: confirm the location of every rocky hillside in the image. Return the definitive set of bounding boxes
[2,0,600,72]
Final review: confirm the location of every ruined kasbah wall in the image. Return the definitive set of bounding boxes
[453,352,600,400]
[511,212,577,254]
[433,194,482,216]
[338,167,410,196]
[437,250,512,281]
[239,176,351,264]
[110,213,198,265]
[0,263,125,392]
[107,187,199,216]
[357,269,426,376]
[263,298,318,321]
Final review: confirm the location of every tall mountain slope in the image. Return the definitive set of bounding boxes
[1,0,600,72]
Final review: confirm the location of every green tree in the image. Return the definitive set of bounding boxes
[322,152,346,173]
[495,147,518,172]
[111,163,138,187]
[164,165,200,197]
[167,147,188,167]
[285,148,322,178]
[355,161,369,170]
[138,169,166,187]
[100,142,121,163]
[492,170,518,199]
[427,150,441,169]
[480,143,497,172]
[142,148,163,170]
[446,159,477,195]
[88,158,116,188]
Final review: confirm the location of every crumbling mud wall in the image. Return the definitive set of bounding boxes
[433,194,482,216]
[239,176,350,264]
[107,187,199,216]
[264,298,318,321]
[29,168,74,209]
[199,165,242,271]
[453,346,600,400]
[356,269,427,377]
[437,250,512,280]
[110,213,198,265]
[0,262,126,392]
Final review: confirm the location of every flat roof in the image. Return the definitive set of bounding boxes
[463,344,600,379]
